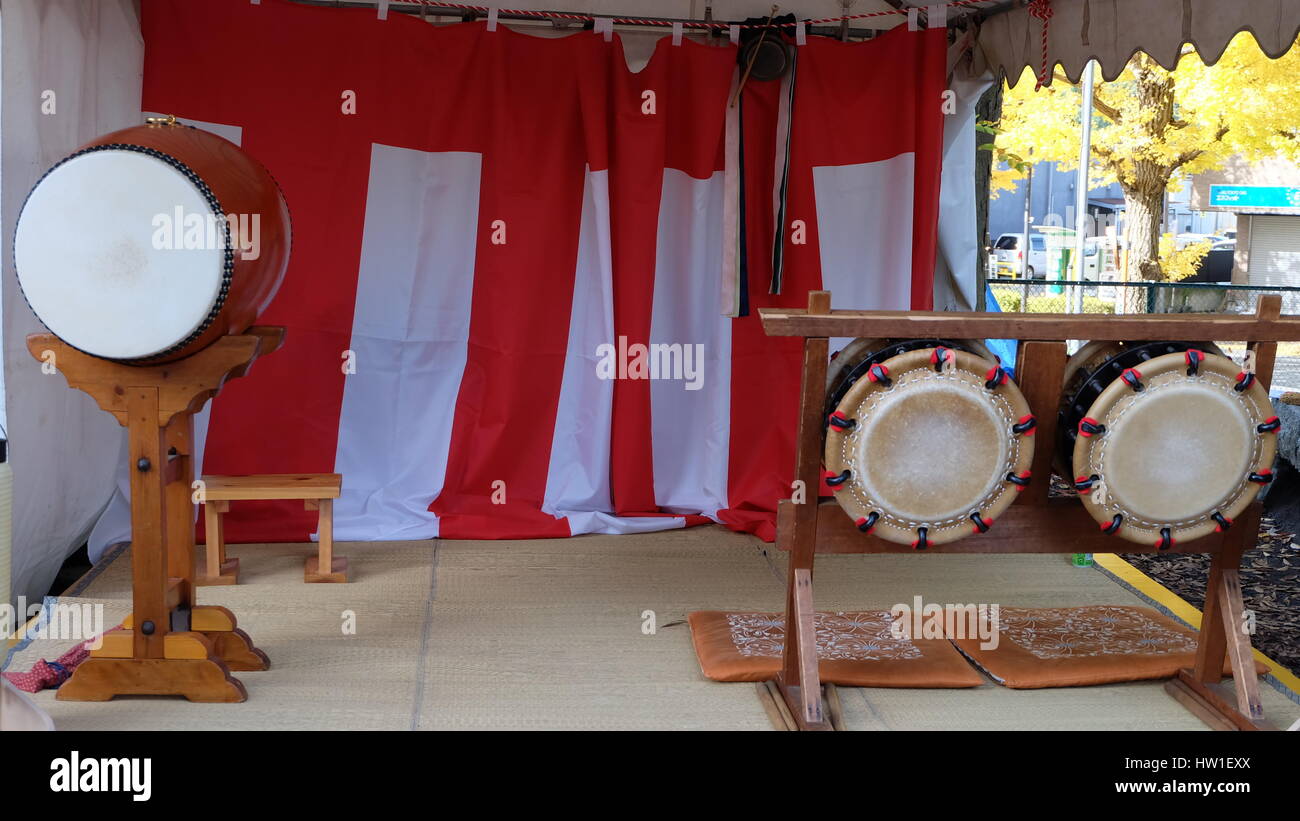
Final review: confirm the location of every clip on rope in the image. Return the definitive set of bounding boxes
[1120,367,1144,391]
[827,410,856,431]
[1155,527,1174,551]
[930,346,953,373]
[1100,514,1123,535]
[1235,371,1256,392]
[1006,470,1031,490]
[1258,415,1281,434]
[1012,414,1037,435]
[1078,417,1105,438]
[969,511,992,534]
[1073,474,1098,494]
[1249,469,1274,484]
[856,511,880,534]
[1184,349,1203,376]
[867,363,892,387]
[1212,511,1232,532]
[912,527,929,550]
[825,468,851,487]
[984,366,1007,390]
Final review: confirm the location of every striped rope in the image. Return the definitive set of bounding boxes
[1027,0,1054,89]
[396,0,998,29]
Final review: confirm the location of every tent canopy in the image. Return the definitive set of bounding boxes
[974,0,1300,85]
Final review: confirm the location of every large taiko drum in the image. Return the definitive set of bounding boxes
[15,117,291,363]
[824,338,1036,548]
[1058,341,1279,548]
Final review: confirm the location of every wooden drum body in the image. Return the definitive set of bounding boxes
[1059,342,1279,548]
[824,339,1035,548]
[15,120,291,363]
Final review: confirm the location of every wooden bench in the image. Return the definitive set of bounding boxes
[197,473,346,585]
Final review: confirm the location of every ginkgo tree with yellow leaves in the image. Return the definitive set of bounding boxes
[991,31,1300,282]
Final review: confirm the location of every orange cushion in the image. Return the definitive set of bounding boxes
[950,605,1268,689]
[688,610,985,688]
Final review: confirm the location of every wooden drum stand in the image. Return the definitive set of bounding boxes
[760,291,1297,731]
[28,327,285,702]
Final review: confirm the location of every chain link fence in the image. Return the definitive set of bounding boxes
[987,277,1300,390]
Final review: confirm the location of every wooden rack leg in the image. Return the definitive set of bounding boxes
[772,290,832,731]
[1167,503,1272,730]
[58,387,246,703]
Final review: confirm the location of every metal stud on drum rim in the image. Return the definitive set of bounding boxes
[1072,349,1278,548]
[825,346,1035,548]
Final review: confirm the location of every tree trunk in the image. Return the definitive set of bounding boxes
[1117,54,1178,310]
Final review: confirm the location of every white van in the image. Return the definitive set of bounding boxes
[992,233,1103,279]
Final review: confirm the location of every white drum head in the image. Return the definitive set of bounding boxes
[15,149,226,360]
[1074,350,1277,546]
[826,348,1035,547]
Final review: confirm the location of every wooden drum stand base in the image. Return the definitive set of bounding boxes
[758,292,1295,731]
[28,328,284,702]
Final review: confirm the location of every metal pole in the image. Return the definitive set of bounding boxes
[1071,61,1095,314]
[1021,157,1033,280]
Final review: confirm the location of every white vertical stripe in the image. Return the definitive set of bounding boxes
[649,169,731,518]
[333,144,480,540]
[543,169,615,520]
[543,169,690,536]
[813,153,915,351]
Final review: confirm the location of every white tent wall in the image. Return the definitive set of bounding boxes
[0,0,144,608]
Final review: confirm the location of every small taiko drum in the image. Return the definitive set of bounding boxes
[1061,342,1279,548]
[824,339,1036,548]
[14,117,291,363]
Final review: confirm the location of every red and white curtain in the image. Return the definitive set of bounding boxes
[93,0,946,550]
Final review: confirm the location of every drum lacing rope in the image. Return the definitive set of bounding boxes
[984,366,1008,390]
[1120,367,1144,392]
[1212,511,1232,533]
[1100,514,1123,535]
[1184,349,1204,376]
[1249,469,1274,484]
[911,527,929,551]
[855,512,880,534]
[1078,417,1105,438]
[1073,474,1099,494]
[1005,470,1031,491]
[1154,527,1174,551]
[827,410,856,432]
[1012,414,1037,435]
[824,469,852,487]
[1258,415,1281,434]
[930,346,954,373]
[867,364,892,387]
[969,511,992,534]
[1235,371,1256,392]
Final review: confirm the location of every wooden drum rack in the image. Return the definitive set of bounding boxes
[28,327,284,702]
[760,291,1296,731]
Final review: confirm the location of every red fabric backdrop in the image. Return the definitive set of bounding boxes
[138,0,946,544]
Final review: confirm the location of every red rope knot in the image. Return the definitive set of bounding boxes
[1027,0,1054,90]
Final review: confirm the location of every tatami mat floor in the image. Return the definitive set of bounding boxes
[9,526,1299,730]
